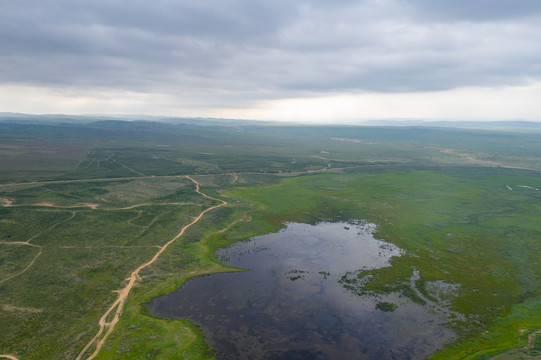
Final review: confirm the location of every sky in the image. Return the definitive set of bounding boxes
[1,0,541,122]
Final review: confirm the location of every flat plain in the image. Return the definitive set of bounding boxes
[1,119,541,359]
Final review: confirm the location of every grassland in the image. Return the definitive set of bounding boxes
[2,119,541,359]
[225,170,541,359]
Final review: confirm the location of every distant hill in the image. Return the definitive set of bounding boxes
[0,112,273,126]
[1,112,540,131]
[361,119,541,131]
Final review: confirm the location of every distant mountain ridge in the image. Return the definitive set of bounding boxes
[0,112,263,126]
[361,119,541,130]
[1,112,540,131]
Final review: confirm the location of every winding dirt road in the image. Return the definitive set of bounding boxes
[76,176,227,360]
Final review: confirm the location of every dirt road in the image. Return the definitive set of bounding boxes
[76,176,227,360]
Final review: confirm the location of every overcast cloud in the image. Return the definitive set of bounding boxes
[1,0,541,120]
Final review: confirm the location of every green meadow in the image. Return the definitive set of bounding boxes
[226,170,541,359]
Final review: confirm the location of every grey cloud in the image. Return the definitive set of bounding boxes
[1,0,541,107]
[404,0,541,21]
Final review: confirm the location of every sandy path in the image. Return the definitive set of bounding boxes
[525,329,541,350]
[525,330,541,349]
[103,202,194,211]
[1,201,99,209]
[0,197,14,206]
[0,355,19,360]
[76,176,227,360]
[2,199,195,211]
[217,217,251,234]
[0,241,35,246]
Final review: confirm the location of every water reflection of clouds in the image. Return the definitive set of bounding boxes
[149,222,455,360]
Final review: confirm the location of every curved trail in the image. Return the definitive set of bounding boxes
[0,212,76,285]
[76,176,227,360]
[0,355,19,360]
[0,248,42,285]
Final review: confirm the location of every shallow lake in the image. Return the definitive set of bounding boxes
[147,222,455,359]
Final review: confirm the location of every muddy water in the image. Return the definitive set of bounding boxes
[148,222,455,360]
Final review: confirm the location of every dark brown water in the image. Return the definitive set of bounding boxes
[147,222,455,360]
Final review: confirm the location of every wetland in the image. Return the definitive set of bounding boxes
[148,222,456,360]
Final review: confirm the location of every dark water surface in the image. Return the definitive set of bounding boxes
[148,222,455,360]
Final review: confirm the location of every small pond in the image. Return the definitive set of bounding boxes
[147,222,455,359]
